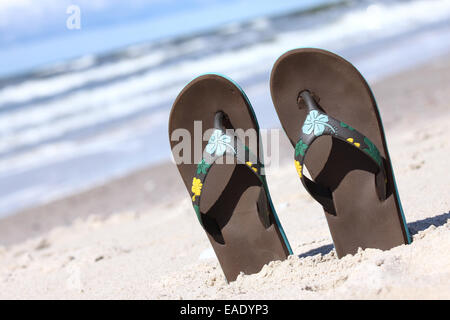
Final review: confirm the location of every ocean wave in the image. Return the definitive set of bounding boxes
[1,0,449,155]
[2,0,449,109]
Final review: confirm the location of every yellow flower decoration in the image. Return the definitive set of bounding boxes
[246,161,257,173]
[295,160,302,178]
[346,137,360,148]
[191,177,202,201]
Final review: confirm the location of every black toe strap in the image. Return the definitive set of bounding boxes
[192,112,266,228]
[294,91,387,214]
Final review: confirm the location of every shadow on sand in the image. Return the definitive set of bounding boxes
[297,211,450,258]
[298,244,334,258]
[407,211,450,235]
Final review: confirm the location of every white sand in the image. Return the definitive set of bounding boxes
[0,57,449,299]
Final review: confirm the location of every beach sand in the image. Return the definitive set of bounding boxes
[0,55,449,299]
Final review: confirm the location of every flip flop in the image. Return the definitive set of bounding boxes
[270,48,411,258]
[169,74,292,281]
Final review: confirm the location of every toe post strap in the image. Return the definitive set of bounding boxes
[192,112,266,228]
[294,91,387,214]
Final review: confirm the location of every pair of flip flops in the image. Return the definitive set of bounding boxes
[169,48,411,282]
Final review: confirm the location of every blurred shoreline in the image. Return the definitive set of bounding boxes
[0,53,449,247]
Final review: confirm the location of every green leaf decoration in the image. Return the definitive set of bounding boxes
[363,137,382,166]
[196,159,210,175]
[340,121,355,131]
[193,204,200,213]
[295,139,308,157]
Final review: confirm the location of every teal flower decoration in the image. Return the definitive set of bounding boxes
[295,139,308,157]
[302,110,336,136]
[363,137,382,166]
[205,129,235,156]
[340,121,355,131]
[196,159,210,174]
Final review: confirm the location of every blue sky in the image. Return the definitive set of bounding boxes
[0,0,333,77]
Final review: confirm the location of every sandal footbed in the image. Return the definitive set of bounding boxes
[270,48,409,257]
[169,74,289,281]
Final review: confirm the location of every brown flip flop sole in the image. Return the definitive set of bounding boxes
[169,74,291,281]
[270,48,411,258]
